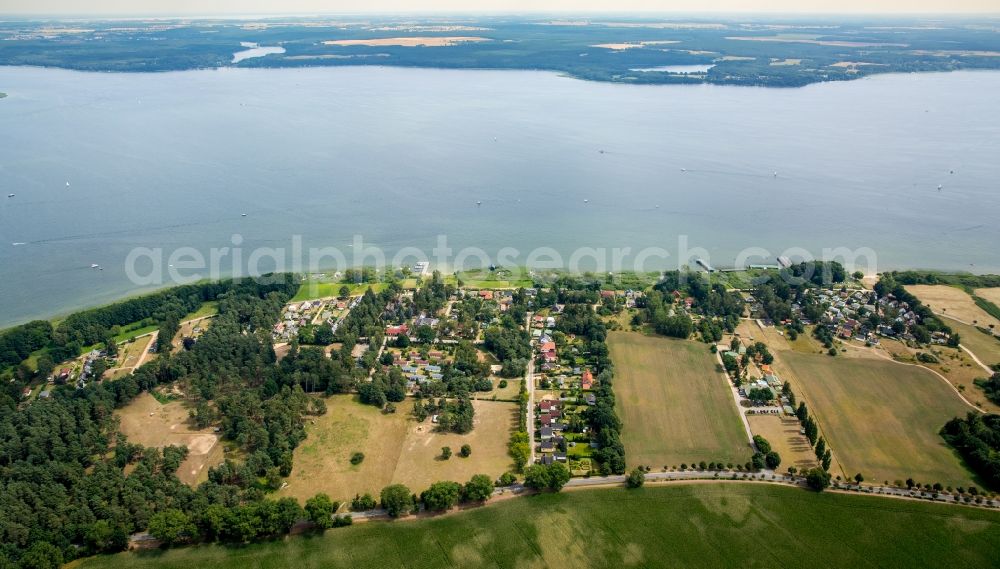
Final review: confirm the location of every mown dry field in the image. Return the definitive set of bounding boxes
[974,287,1000,310]
[609,332,751,469]
[282,396,515,503]
[776,351,975,487]
[116,392,224,485]
[905,285,1000,328]
[746,414,817,472]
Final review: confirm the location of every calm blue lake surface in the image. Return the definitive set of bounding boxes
[0,66,998,326]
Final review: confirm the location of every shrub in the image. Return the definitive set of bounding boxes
[497,472,517,486]
[626,468,645,488]
[350,493,377,511]
[350,452,365,465]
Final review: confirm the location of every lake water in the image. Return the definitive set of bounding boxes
[0,66,998,326]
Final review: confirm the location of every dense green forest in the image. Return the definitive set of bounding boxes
[2,16,1000,87]
[941,413,1000,490]
[0,276,300,382]
[0,277,365,568]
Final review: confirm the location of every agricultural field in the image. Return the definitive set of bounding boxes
[281,396,515,503]
[975,287,1000,311]
[947,317,1000,369]
[877,333,1000,413]
[776,351,975,487]
[747,414,818,472]
[608,332,751,468]
[905,285,1000,328]
[116,392,224,486]
[78,484,1000,569]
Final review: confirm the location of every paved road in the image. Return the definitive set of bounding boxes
[336,469,998,524]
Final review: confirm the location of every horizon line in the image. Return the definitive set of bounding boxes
[2,10,1000,19]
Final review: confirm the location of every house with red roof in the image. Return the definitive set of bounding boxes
[385,324,409,337]
[581,369,594,390]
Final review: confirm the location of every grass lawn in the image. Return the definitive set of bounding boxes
[182,301,219,321]
[77,484,1000,569]
[291,282,385,302]
[112,322,158,344]
[479,377,521,401]
[281,396,516,503]
[608,332,751,469]
[947,316,1000,369]
[777,351,976,487]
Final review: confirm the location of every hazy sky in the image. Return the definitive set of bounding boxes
[2,0,997,15]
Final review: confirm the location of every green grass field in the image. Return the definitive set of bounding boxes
[290,282,386,302]
[947,317,1000,368]
[778,351,975,487]
[78,484,1000,569]
[608,332,751,468]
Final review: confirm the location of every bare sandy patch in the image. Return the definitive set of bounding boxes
[716,55,756,62]
[323,36,490,47]
[116,392,224,486]
[770,58,802,66]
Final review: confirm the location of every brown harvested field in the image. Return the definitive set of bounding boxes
[609,332,751,469]
[116,392,224,485]
[281,396,515,503]
[323,37,489,47]
[775,351,975,487]
[746,414,817,472]
[905,285,1000,328]
[974,287,1000,308]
